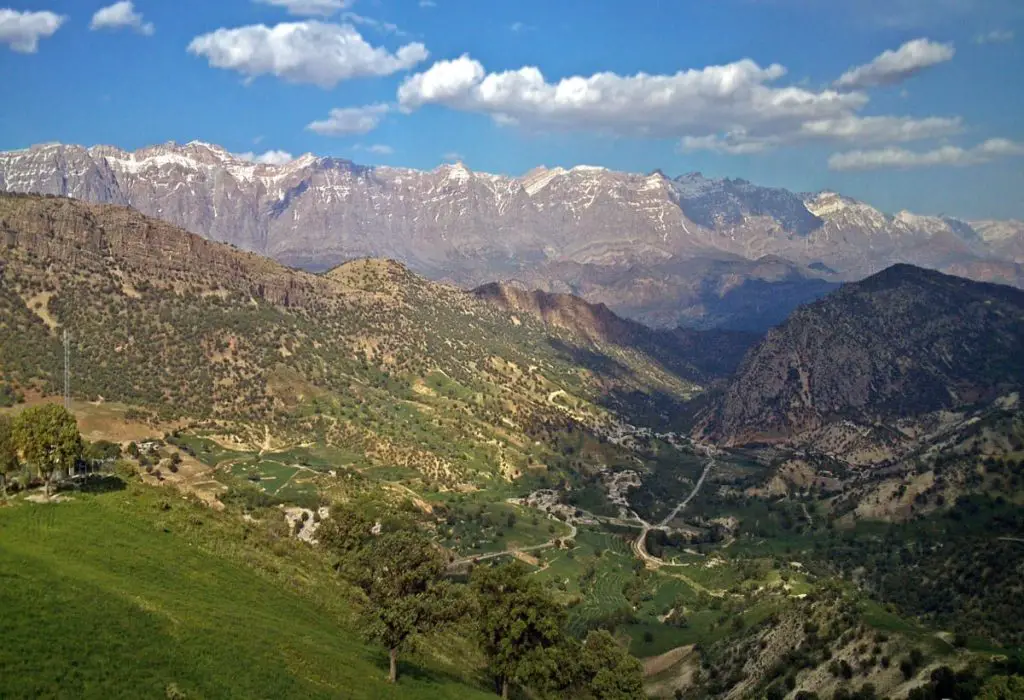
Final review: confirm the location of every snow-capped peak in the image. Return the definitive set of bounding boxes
[439,161,473,185]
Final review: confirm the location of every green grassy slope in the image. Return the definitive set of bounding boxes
[0,487,490,700]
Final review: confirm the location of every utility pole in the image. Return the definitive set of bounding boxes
[63,328,70,411]
[63,328,72,480]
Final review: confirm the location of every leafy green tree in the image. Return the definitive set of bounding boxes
[13,404,82,497]
[472,562,566,698]
[575,629,645,699]
[977,675,1024,700]
[348,528,463,683]
[320,496,415,559]
[0,414,18,499]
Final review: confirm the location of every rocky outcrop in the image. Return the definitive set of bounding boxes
[474,281,759,382]
[705,264,1024,445]
[0,193,322,309]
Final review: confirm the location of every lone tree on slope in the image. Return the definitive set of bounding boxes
[349,527,465,683]
[13,404,82,498]
[472,561,566,699]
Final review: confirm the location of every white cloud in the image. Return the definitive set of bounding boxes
[398,55,487,110]
[442,151,463,162]
[799,115,963,142]
[681,115,963,154]
[90,2,154,35]
[828,139,1024,170]
[975,29,1014,44]
[307,104,390,135]
[398,54,975,157]
[255,0,352,16]
[419,0,436,7]
[356,144,394,155]
[834,38,954,90]
[341,12,405,36]
[235,149,296,165]
[510,21,534,33]
[679,134,772,155]
[397,56,867,138]
[0,9,65,53]
[188,22,428,88]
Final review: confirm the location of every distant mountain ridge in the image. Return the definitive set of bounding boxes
[2,140,1022,330]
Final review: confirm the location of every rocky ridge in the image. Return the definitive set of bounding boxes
[2,141,1022,329]
[704,264,1024,447]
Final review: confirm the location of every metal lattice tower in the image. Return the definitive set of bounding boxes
[63,328,70,410]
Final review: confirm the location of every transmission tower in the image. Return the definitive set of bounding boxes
[63,329,70,410]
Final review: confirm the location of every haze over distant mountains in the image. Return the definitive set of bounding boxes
[2,141,1022,330]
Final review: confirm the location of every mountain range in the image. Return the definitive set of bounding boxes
[2,141,1023,330]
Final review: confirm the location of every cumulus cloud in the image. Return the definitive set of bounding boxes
[397,55,872,138]
[398,53,968,157]
[0,9,65,53]
[975,29,1014,44]
[90,2,155,35]
[255,0,352,16]
[236,150,296,165]
[188,22,428,88]
[307,104,390,135]
[834,38,954,90]
[828,139,1024,170]
[442,151,464,162]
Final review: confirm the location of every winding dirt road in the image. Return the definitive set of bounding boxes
[632,445,717,567]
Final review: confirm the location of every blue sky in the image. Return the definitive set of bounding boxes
[1,0,1022,219]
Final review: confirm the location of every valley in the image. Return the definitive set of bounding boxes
[1,193,1022,699]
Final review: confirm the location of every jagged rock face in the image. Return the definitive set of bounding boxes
[674,173,822,236]
[707,265,1024,445]
[472,281,759,383]
[472,281,637,344]
[0,192,319,308]
[2,141,1021,328]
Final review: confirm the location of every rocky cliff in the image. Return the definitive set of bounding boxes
[706,264,1024,445]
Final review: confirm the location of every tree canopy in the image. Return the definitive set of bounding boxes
[347,525,465,683]
[12,404,82,497]
[472,562,567,698]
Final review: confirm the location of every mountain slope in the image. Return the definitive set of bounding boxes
[0,482,489,699]
[0,193,706,484]
[706,264,1024,445]
[3,141,1021,330]
[472,281,758,382]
